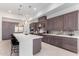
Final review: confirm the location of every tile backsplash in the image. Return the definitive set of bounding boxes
[49,30,79,35]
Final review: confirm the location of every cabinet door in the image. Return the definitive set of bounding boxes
[47,15,64,31]
[48,36,53,45]
[42,35,49,43]
[62,37,77,53]
[52,36,63,47]
[47,18,55,31]
[30,23,35,32]
[64,11,78,31]
[54,16,64,31]
[2,22,15,40]
[38,16,47,22]
[38,21,47,31]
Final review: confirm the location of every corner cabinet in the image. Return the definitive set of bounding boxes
[63,11,78,31]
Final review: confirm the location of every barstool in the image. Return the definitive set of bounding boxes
[11,34,19,56]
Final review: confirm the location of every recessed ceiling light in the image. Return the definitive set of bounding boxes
[33,8,37,11]
[8,10,12,13]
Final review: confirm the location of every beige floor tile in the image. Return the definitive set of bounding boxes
[35,42,77,56]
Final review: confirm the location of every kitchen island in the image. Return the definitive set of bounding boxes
[13,33,43,56]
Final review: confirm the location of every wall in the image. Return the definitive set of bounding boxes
[0,11,25,41]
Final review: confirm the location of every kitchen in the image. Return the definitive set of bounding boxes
[1,3,79,56]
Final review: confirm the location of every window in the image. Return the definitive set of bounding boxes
[15,23,24,32]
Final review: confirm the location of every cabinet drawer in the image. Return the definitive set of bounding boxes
[63,38,77,46]
[62,44,77,53]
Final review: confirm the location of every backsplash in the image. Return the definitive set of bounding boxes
[49,30,79,35]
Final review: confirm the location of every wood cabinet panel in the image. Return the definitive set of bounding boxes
[62,37,77,53]
[38,20,47,30]
[47,15,64,31]
[63,11,78,31]
[2,22,16,40]
[47,10,78,31]
[47,18,55,31]
[42,35,77,53]
[49,36,63,48]
[42,35,48,43]
[53,16,64,31]
[38,16,47,22]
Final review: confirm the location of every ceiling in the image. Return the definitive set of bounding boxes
[0,3,78,20]
[45,3,79,18]
[0,3,51,19]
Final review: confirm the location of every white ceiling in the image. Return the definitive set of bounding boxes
[0,3,51,19]
[0,3,78,20]
[45,3,79,17]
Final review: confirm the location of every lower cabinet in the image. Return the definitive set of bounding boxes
[62,37,77,53]
[42,35,49,43]
[42,35,77,53]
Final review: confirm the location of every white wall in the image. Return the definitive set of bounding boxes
[0,11,25,41]
[0,16,2,41]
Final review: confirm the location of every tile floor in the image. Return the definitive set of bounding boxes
[35,42,77,56]
[0,40,78,56]
[0,40,11,56]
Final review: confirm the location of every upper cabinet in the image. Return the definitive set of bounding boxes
[30,22,38,33]
[47,10,79,31]
[38,16,47,22]
[47,18,54,31]
[30,16,47,34]
[30,10,79,32]
[63,11,78,31]
[38,16,47,31]
[54,15,64,31]
[47,15,64,31]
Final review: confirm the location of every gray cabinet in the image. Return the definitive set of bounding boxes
[42,35,77,53]
[42,35,63,47]
[47,15,64,31]
[38,21,47,31]
[2,21,16,40]
[38,16,47,22]
[52,36,63,47]
[42,35,49,43]
[54,16,64,31]
[62,37,77,53]
[47,18,55,31]
[47,10,78,31]
[63,11,78,31]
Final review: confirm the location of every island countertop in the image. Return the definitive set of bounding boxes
[13,33,43,41]
[13,33,43,56]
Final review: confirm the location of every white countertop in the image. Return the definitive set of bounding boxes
[13,33,43,56]
[43,34,79,39]
[13,33,43,41]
